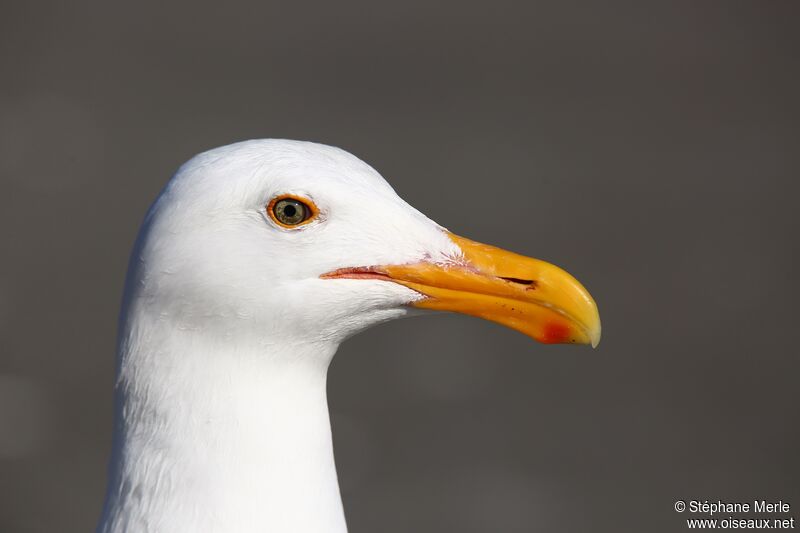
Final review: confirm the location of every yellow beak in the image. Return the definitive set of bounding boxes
[323,233,601,347]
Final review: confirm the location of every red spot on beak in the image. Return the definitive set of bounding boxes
[542,322,572,344]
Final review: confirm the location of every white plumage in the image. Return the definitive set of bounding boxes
[97,139,599,533]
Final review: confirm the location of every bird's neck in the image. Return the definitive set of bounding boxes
[98,309,347,533]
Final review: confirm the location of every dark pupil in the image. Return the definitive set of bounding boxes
[283,204,297,218]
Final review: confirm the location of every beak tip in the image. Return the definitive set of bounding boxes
[589,324,601,349]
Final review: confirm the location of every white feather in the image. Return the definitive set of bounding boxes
[98,140,462,533]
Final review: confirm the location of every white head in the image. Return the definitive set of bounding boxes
[124,139,600,353]
[125,140,462,351]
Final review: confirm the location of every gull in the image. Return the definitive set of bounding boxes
[96,139,600,533]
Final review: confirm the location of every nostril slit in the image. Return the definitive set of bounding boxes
[500,277,538,289]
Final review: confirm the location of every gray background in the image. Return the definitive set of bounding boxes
[1,1,798,532]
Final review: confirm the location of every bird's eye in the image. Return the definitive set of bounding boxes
[267,195,318,228]
[274,199,306,225]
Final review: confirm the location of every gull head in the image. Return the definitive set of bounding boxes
[126,139,600,353]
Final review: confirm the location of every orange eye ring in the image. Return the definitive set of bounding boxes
[267,194,320,228]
